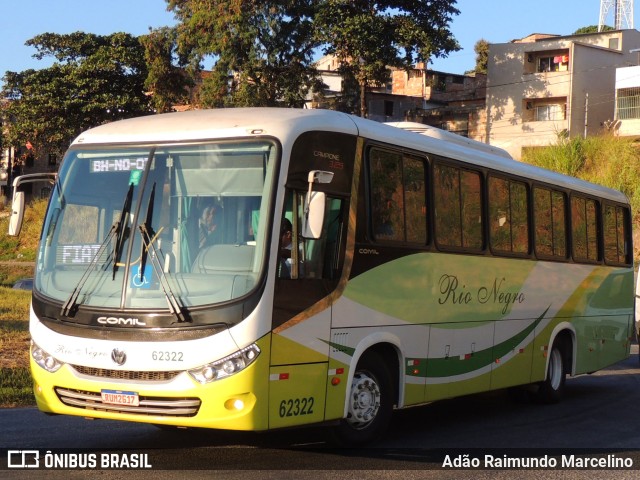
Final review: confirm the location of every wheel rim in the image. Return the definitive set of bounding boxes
[548,348,563,391]
[345,371,381,430]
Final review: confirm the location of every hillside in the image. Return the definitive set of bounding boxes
[522,134,640,263]
[0,198,46,286]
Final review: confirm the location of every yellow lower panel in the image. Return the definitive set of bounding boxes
[31,338,272,431]
[425,371,491,402]
[268,363,327,429]
[404,382,426,406]
[490,345,534,390]
[324,359,349,421]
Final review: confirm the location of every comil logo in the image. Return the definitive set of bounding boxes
[97,316,146,326]
[7,450,39,468]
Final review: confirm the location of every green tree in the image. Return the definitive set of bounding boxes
[167,0,323,108]
[467,38,488,75]
[315,0,460,117]
[574,25,614,34]
[140,27,194,113]
[1,32,151,158]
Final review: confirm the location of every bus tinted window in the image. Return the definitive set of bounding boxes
[604,204,630,265]
[489,176,529,254]
[404,157,427,243]
[369,148,426,243]
[434,163,482,250]
[571,196,599,262]
[533,187,566,259]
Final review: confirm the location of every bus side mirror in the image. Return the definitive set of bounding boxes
[7,172,56,236]
[302,170,334,239]
[8,191,25,236]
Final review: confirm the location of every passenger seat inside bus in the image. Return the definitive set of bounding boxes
[192,244,255,274]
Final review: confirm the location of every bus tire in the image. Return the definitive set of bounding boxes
[535,340,566,404]
[332,352,393,445]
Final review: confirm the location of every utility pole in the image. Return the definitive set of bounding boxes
[584,93,589,138]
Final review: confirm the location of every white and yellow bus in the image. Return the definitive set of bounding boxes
[10,108,634,444]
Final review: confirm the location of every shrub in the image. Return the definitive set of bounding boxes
[523,134,640,222]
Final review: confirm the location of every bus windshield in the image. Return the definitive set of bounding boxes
[36,140,277,311]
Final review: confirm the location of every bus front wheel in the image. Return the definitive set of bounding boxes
[332,352,393,445]
[535,340,566,404]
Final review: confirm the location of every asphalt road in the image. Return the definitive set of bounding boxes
[2,345,640,480]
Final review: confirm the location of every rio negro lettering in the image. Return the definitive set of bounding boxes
[438,274,525,314]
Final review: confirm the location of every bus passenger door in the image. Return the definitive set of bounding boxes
[269,190,347,429]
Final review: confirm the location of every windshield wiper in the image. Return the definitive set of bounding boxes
[138,181,189,323]
[60,223,117,317]
[139,183,156,284]
[60,183,134,317]
[112,182,134,279]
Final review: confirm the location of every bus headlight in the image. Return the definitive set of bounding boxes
[31,341,63,373]
[188,344,260,384]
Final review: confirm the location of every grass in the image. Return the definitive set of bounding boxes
[0,199,44,407]
[0,287,32,406]
[0,263,35,287]
[0,197,47,261]
[523,134,640,263]
[0,367,32,407]
[522,134,640,223]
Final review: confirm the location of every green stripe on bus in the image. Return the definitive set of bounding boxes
[426,308,546,378]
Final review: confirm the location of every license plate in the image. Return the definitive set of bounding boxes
[101,389,140,406]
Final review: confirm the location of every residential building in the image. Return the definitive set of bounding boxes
[485,30,640,159]
[614,64,640,136]
[376,65,487,135]
[310,55,488,134]
[306,55,349,111]
[1,101,63,201]
[392,64,487,139]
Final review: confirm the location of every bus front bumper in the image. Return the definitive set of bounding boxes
[30,346,270,431]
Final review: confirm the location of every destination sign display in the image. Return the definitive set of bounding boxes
[90,157,148,173]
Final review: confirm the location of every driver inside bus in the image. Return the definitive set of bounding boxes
[279,218,293,278]
[199,204,220,248]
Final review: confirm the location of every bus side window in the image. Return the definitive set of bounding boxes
[278,191,344,280]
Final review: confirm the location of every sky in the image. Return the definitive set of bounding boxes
[429,0,614,73]
[0,0,625,84]
[0,0,176,85]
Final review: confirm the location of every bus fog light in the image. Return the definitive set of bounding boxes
[31,341,63,373]
[188,344,260,385]
[232,399,245,411]
[224,398,246,411]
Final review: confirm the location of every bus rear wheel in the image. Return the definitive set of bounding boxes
[332,352,393,445]
[535,340,566,404]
